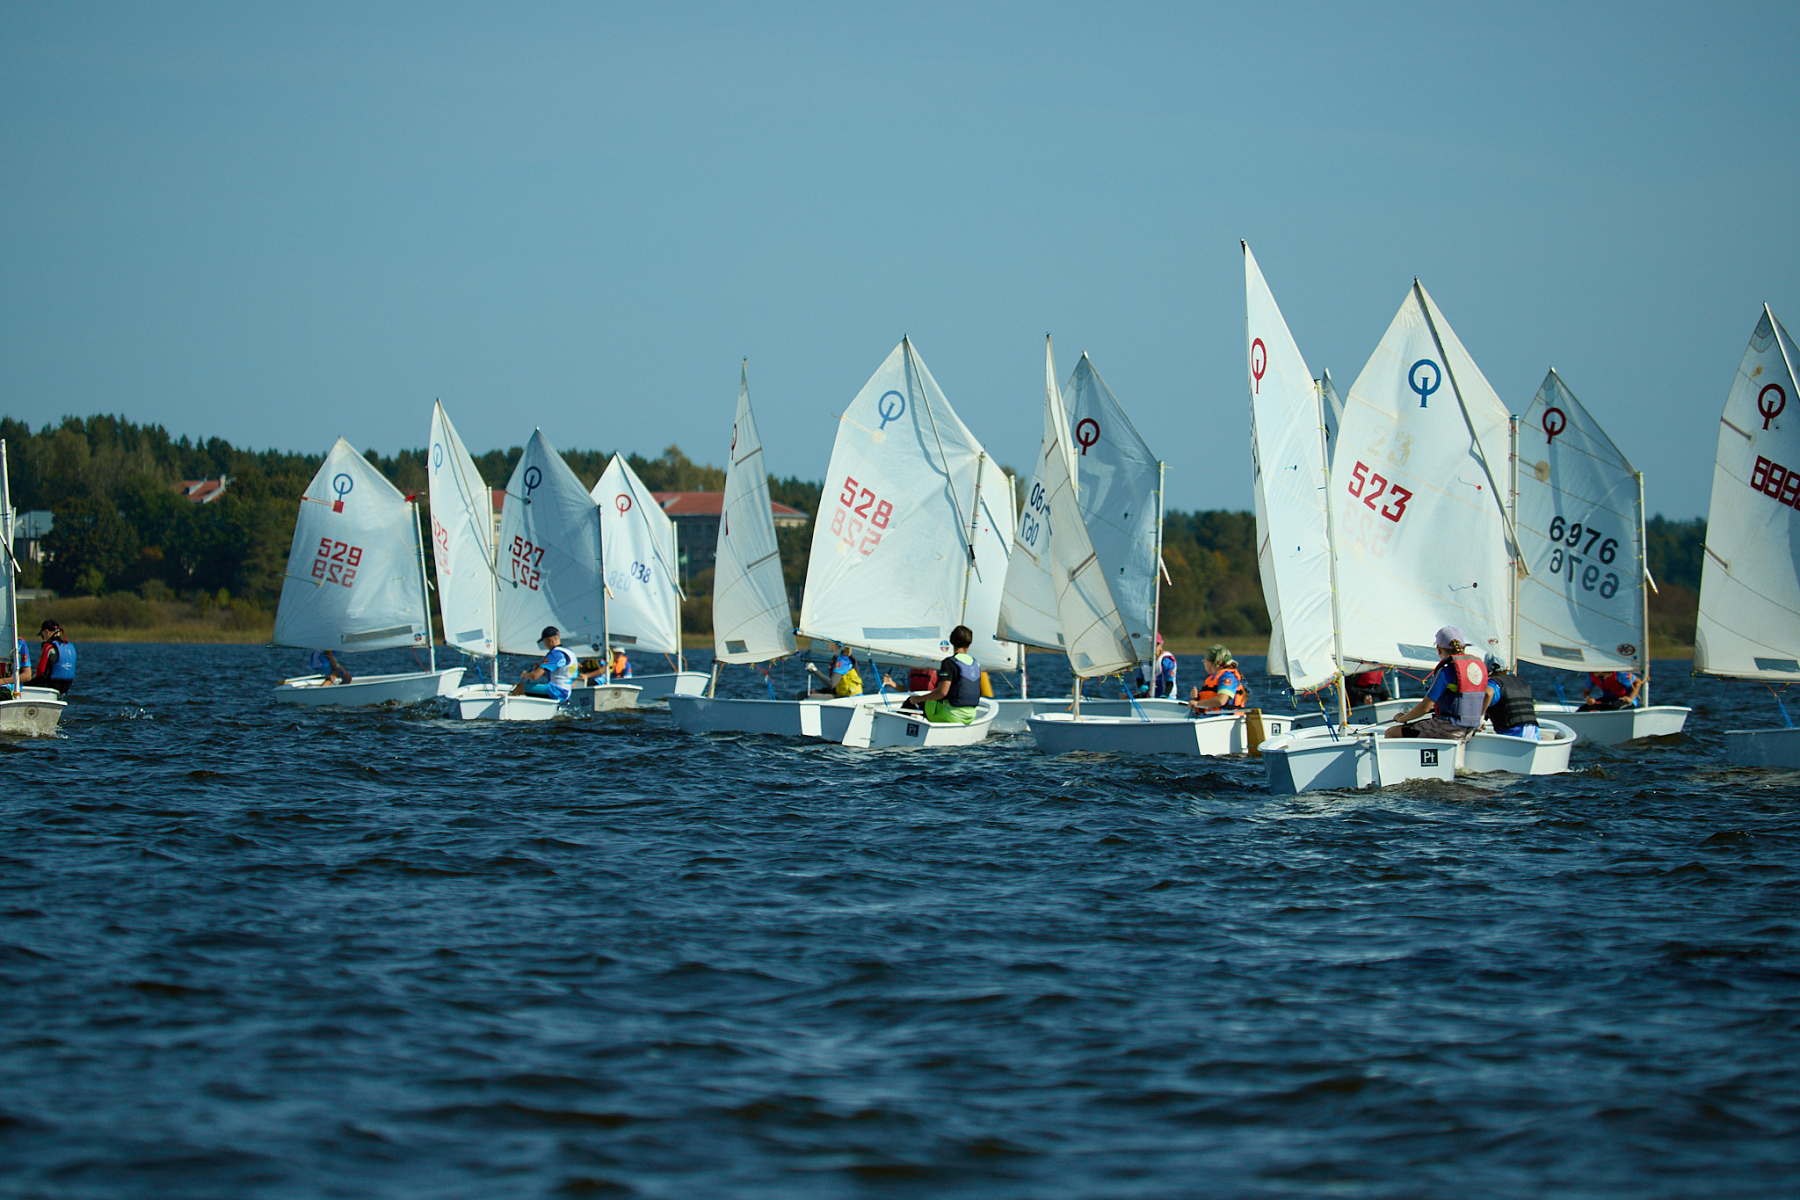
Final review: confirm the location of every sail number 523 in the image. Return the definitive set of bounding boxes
[831,475,894,556]
[1346,461,1413,523]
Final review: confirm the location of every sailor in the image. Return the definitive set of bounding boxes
[1188,644,1247,714]
[1152,634,1178,698]
[33,621,76,696]
[1386,626,1488,740]
[901,625,981,724]
[0,635,32,697]
[607,646,633,682]
[1482,653,1541,740]
[308,648,352,686]
[512,625,575,700]
[806,642,862,698]
[1579,669,1641,711]
[1345,666,1390,706]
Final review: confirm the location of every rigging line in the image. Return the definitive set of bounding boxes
[907,339,975,564]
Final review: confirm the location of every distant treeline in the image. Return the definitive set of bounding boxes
[1,414,1708,645]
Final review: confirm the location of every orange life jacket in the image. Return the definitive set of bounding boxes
[1196,666,1246,709]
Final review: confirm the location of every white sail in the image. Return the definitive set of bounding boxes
[1245,244,1338,691]
[713,363,799,664]
[273,439,428,652]
[1696,305,1800,680]
[1035,344,1138,676]
[1515,369,1645,674]
[798,338,1020,669]
[593,454,683,655]
[496,430,608,656]
[1319,368,1344,460]
[1329,280,1515,669]
[2,445,17,678]
[997,337,1076,651]
[1066,356,1162,662]
[428,401,497,658]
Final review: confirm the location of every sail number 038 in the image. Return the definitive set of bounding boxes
[1345,461,1413,523]
[832,476,893,555]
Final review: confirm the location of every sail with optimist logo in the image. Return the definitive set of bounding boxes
[798,337,1019,670]
[496,430,609,656]
[1695,305,1800,682]
[273,438,435,659]
[712,362,799,666]
[1328,280,1518,670]
[1514,369,1648,678]
[428,401,499,665]
[594,453,684,660]
[1065,355,1163,667]
[1244,243,1338,693]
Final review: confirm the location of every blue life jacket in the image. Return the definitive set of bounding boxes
[944,652,981,707]
[46,639,75,681]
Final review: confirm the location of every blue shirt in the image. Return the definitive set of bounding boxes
[541,646,575,700]
[1154,651,1177,698]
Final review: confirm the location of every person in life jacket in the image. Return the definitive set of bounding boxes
[307,648,352,686]
[1153,634,1178,698]
[805,643,862,698]
[900,624,981,724]
[1346,666,1390,706]
[1386,625,1488,740]
[1187,644,1247,715]
[33,621,76,696]
[1579,669,1641,711]
[512,625,575,701]
[0,636,32,698]
[1482,653,1540,741]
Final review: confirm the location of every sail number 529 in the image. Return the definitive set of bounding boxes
[1346,461,1413,523]
[832,475,894,556]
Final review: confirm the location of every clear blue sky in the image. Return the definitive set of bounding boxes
[4,2,1796,519]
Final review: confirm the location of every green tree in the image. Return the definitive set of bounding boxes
[42,496,141,594]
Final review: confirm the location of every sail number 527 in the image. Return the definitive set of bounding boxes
[1346,461,1413,523]
[831,475,894,556]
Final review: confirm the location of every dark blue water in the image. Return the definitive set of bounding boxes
[4,646,1797,1198]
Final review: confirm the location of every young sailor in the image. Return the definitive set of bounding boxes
[1579,669,1641,711]
[512,626,575,701]
[308,648,352,686]
[1152,634,1178,698]
[1187,644,1247,714]
[1386,626,1488,740]
[33,621,76,696]
[806,643,862,698]
[1483,653,1540,740]
[900,625,981,724]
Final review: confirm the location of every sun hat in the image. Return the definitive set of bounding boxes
[1434,626,1464,649]
[539,625,559,640]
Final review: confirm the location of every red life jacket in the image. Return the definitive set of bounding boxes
[1352,668,1385,687]
[1433,655,1489,724]
[1588,671,1632,698]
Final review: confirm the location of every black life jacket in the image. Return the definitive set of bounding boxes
[1488,672,1538,731]
[944,653,982,707]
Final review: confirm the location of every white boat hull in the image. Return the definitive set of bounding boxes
[989,697,1071,733]
[0,694,65,737]
[867,699,1000,748]
[448,682,607,722]
[1027,710,1296,757]
[1262,728,1461,794]
[1531,702,1692,746]
[1261,718,1576,793]
[1725,726,1800,768]
[618,671,709,703]
[1061,696,1192,719]
[582,684,645,711]
[667,693,882,739]
[273,668,464,707]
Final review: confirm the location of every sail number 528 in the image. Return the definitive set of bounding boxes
[1346,461,1413,523]
[832,475,894,556]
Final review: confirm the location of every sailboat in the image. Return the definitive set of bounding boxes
[1,441,65,736]
[1015,338,1257,754]
[668,364,812,735]
[1513,369,1690,744]
[1696,305,1800,768]
[1252,255,1574,791]
[431,407,638,720]
[589,454,707,705]
[271,439,463,706]
[796,336,1014,748]
[1052,355,1188,718]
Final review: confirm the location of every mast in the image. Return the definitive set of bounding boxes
[1316,381,1350,727]
[960,452,988,630]
[1152,459,1166,673]
[488,485,502,690]
[1637,468,1651,706]
[1508,415,1521,668]
[2,443,15,687]
[411,497,437,672]
[672,519,685,674]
